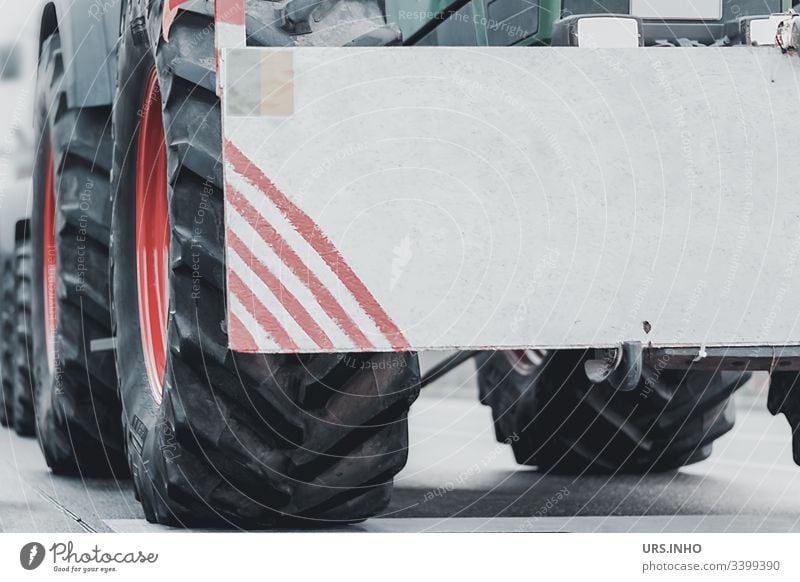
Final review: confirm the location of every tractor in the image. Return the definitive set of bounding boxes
[2,0,800,528]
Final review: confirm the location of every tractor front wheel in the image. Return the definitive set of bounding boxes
[110,0,419,527]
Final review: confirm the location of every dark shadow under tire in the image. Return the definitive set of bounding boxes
[111,1,419,527]
[31,33,125,475]
[477,350,747,474]
[12,231,36,437]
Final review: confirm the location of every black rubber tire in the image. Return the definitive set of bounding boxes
[111,0,419,527]
[767,370,800,465]
[31,33,126,475]
[12,233,36,437]
[476,350,748,474]
[1,254,15,428]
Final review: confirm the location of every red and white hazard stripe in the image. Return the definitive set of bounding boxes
[223,140,410,353]
[215,0,246,48]
[215,0,246,93]
[212,0,407,353]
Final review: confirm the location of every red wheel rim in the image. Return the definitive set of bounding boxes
[43,148,57,372]
[136,68,169,402]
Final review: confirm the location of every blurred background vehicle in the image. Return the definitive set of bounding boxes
[0,2,36,434]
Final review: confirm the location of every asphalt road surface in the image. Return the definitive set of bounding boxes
[2,355,799,533]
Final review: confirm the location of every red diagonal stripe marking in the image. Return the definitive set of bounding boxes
[228,312,259,353]
[224,140,410,350]
[229,270,299,352]
[227,184,373,350]
[229,230,334,351]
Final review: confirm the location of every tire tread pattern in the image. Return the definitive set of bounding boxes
[477,350,746,474]
[33,34,125,475]
[12,236,36,436]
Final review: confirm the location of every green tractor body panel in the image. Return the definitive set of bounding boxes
[386,0,561,45]
[385,0,794,46]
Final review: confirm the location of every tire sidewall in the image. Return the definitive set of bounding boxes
[111,0,165,473]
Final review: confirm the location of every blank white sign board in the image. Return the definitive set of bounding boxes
[221,46,800,353]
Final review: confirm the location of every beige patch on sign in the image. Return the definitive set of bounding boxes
[260,51,294,116]
[226,49,294,117]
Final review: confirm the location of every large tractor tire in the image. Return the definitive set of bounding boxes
[111,0,419,527]
[31,33,125,474]
[12,230,36,437]
[1,255,15,427]
[477,350,747,474]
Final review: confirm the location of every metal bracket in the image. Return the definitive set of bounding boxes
[584,341,643,392]
[644,346,800,372]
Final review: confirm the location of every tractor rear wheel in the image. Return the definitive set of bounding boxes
[477,350,747,474]
[111,0,418,527]
[12,231,36,437]
[31,33,125,474]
